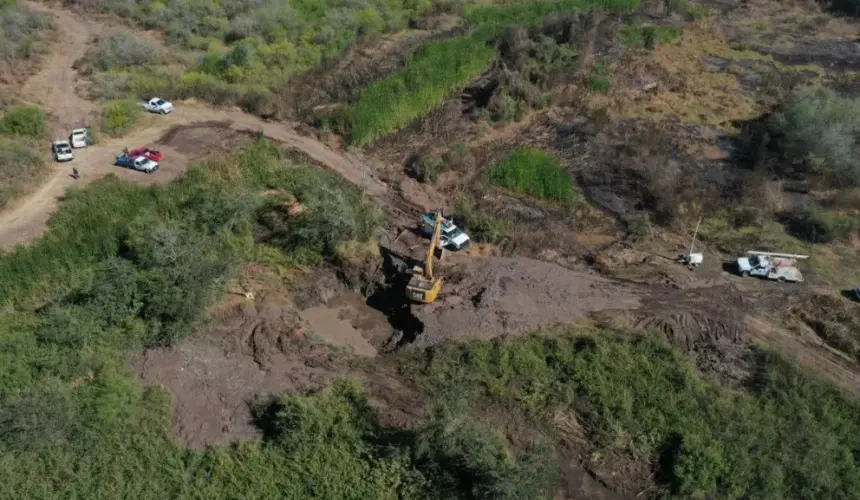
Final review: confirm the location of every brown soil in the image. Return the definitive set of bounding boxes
[133,288,420,447]
[411,257,643,347]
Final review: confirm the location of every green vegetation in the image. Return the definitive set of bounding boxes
[618,22,680,49]
[0,137,45,210]
[81,32,164,73]
[0,104,46,209]
[455,197,511,244]
[405,332,860,499]
[0,140,377,304]
[0,104,45,137]
[343,0,638,143]
[464,0,638,26]
[0,138,556,498]
[0,1,51,72]
[2,138,860,497]
[101,99,142,136]
[342,35,496,145]
[783,205,858,243]
[770,89,860,186]
[75,0,447,106]
[587,60,611,92]
[489,148,575,203]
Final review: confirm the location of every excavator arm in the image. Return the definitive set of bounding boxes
[425,212,443,279]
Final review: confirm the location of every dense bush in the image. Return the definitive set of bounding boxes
[0,137,44,210]
[81,32,164,73]
[0,2,51,68]
[454,197,511,244]
[101,99,142,136]
[0,104,45,137]
[70,0,445,92]
[770,89,860,185]
[618,22,680,49]
[409,332,860,499]
[782,205,857,243]
[489,148,576,203]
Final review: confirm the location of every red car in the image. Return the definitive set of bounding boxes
[128,147,164,162]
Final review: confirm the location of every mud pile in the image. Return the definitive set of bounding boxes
[411,257,642,347]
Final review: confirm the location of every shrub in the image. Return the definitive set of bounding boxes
[82,32,164,73]
[782,205,857,243]
[489,148,575,203]
[586,61,611,93]
[455,197,511,244]
[0,105,45,137]
[0,138,44,209]
[618,22,680,49]
[0,3,51,65]
[770,89,860,186]
[413,417,557,500]
[101,99,142,136]
[488,90,521,123]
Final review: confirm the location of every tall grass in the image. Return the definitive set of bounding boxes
[343,35,495,145]
[0,105,45,137]
[464,0,638,26]
[489,148,575,203]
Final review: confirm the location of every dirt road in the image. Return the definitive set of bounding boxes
[19,0,95,133]
[0,3,388,249]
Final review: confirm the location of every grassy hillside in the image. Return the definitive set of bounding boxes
[75,0,454,108]
[341,0,639,144]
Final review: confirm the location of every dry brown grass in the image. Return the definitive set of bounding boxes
[587,24,768,129]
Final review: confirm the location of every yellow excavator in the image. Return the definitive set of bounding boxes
[405,211,444,303]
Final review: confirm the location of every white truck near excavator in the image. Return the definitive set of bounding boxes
[736,251,808,283]
[420,211,470,250]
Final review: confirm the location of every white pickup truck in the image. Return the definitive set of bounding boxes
[69,128,89,148]
[52,140,73,162]
[420,212,471,250]
[140,97,174,114]
[736,252,805,283]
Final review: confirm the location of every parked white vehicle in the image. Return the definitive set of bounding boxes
[420,212,470,250]
[52,140,73,162]
[69,128,89,148]
[140,97,174,114]
[736,251,807,283]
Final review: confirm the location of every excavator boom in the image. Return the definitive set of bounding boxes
[426,211,443,279]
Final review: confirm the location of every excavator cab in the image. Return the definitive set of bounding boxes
[406,212,445,303]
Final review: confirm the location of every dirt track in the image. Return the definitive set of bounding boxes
[0,2,388,249]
